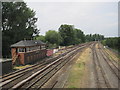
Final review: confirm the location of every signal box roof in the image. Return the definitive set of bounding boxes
[11,40,46,48]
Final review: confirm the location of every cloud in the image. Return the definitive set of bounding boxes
[105,12,118,17]
[26,2,118,37]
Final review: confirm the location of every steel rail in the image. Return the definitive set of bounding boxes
[1,44,80,88]
[93,43,111,88]
[11,45,87,89]
[98,44,120,80]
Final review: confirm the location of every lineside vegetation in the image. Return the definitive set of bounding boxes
[101,37,120,52]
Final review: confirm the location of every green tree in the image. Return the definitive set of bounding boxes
[85,34,104,42]
[101,37,120,52]
[2,2,39,57]
[74,29,85,44]
[45,30,62,46]
[59,24,75,46]
[34,35,45,42]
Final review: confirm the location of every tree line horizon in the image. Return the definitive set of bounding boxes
[2,2,119,58]
[34,24,104,47]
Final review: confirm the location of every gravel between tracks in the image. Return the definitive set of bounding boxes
[42,42,119,88]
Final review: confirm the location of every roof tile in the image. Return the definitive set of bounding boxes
[11,40,45,48]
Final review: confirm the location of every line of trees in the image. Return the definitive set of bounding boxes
[101,37,120,52]
[35,24,85,48]
[85,34,104,42]
[35,24,104,48]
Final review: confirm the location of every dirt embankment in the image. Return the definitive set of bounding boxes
[64,47,97,88]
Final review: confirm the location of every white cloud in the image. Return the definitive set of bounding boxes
[26,2,118,37]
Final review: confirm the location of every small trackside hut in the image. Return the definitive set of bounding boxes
[11,40,47,65]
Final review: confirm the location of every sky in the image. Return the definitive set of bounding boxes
[25,1,119,37]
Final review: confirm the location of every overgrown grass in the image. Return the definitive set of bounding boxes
[65,59,85,88]
[65,48,91,88]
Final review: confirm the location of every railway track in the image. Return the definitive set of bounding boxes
[1,55,66,87]
[1,43,90,89]
[21,47,80,89]
[1,46,77,88]
[90,43,100,88]
[92,43,111,88]
[92,42,119,88]
[11,44,88,89]
[1,44,78,82]
[1,46,72,79]
[102,45,119,66]
[98,43,119,79]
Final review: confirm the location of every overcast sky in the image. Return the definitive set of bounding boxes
[25,1,118,37]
